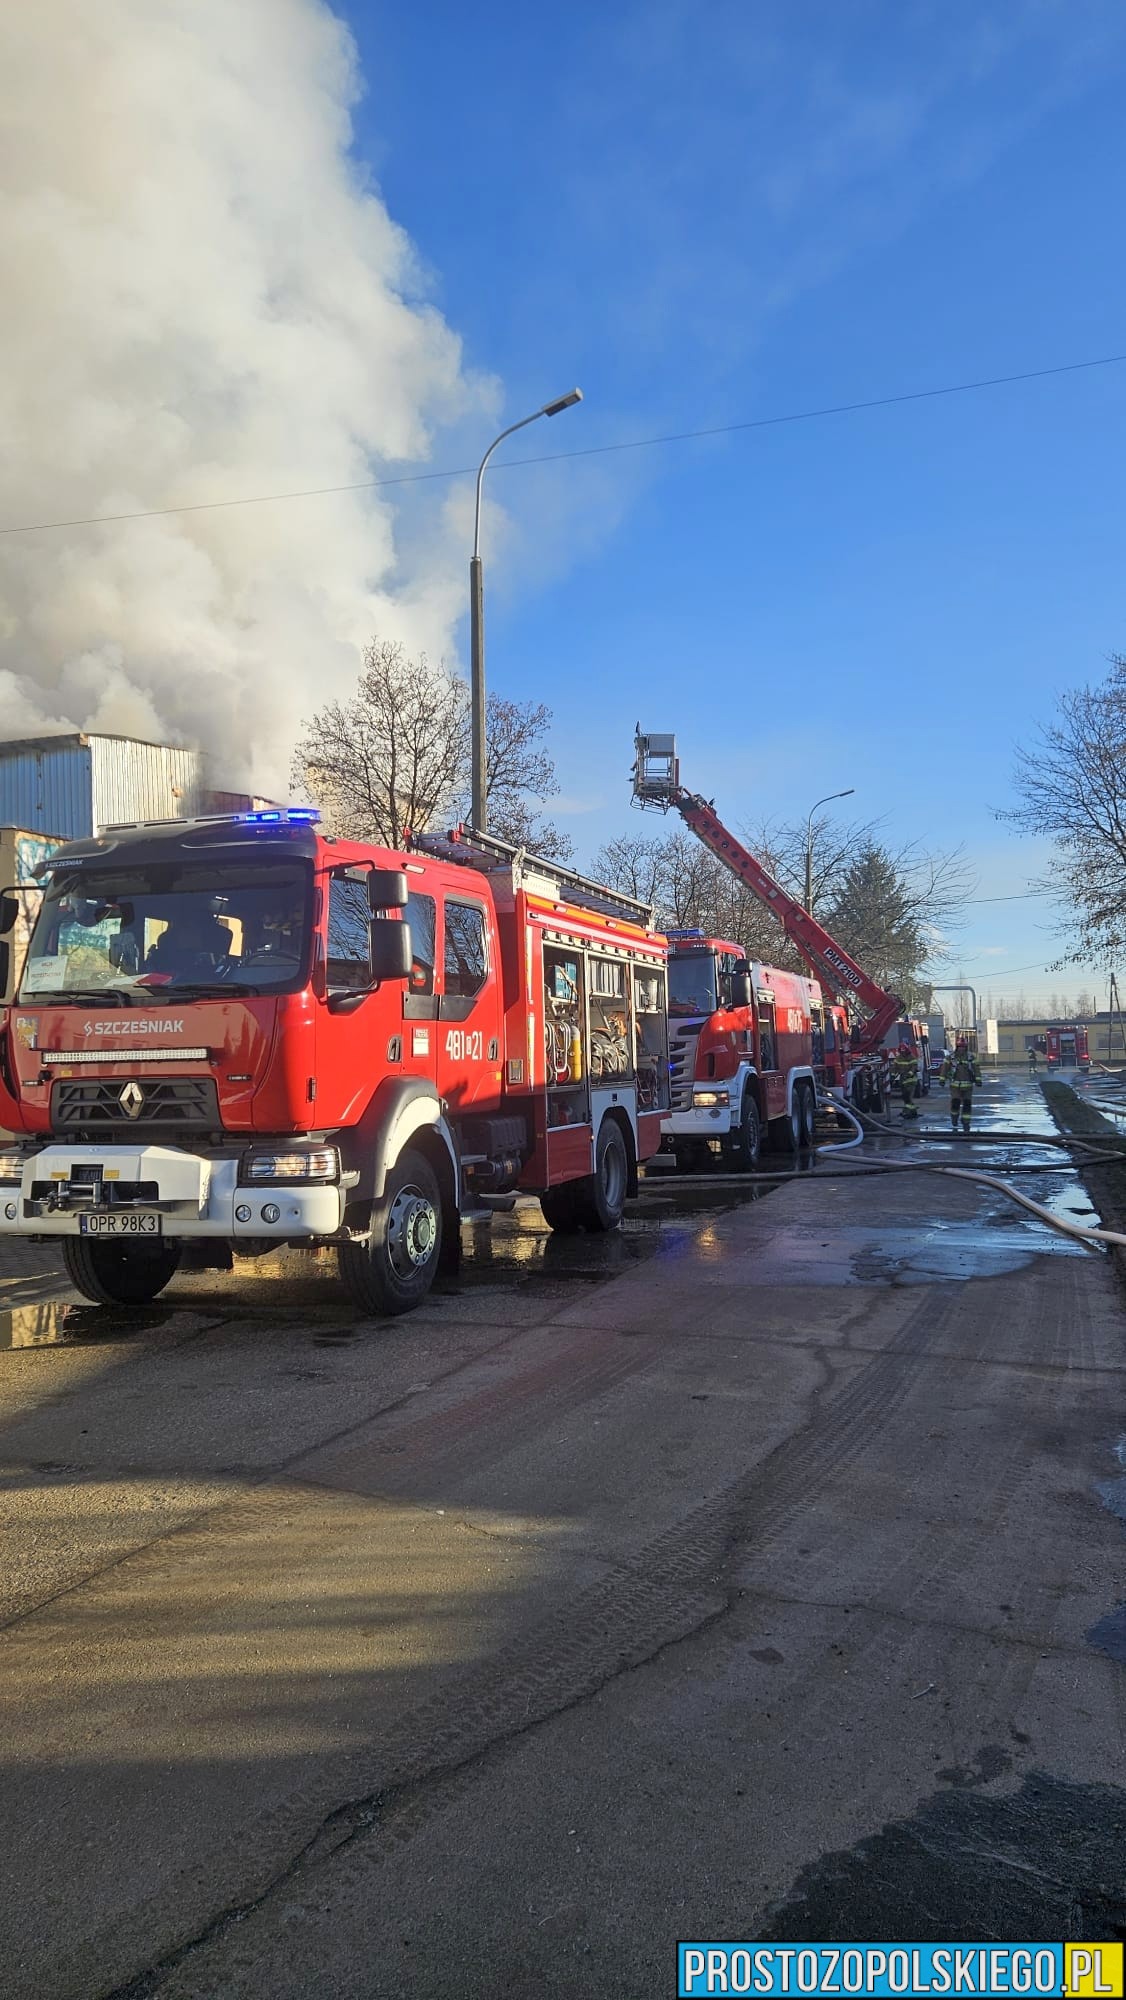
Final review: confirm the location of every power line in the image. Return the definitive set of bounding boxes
[945,958,1095,978]
[2,349,1124,539]
[963,890,1044,904]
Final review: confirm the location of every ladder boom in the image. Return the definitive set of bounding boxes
[631,730,904,1054]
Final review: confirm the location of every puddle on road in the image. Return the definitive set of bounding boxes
[0,1076,1106,1339]
[1086,1603,1126,1664]
[760,1772,1126,1939]
[449,1192,740,1293]
[0,1299,173,1350]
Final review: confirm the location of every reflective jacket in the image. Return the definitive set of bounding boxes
[892,1051,918,1087]
[940,1052,982,1090]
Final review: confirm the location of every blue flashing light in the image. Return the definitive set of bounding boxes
[666,927,705,939]
[235,806,322,825]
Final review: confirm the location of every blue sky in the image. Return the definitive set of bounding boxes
[340,0,1126,1010]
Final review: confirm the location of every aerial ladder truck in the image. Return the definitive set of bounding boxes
[632,731,904,1115]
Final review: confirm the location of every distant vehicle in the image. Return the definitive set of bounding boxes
[1046,1024,1090,1070]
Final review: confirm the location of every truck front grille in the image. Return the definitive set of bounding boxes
[51,1076,220,1135]
[669,1026,700,1110]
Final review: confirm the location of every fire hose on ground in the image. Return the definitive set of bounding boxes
[642,1095,1126,1253]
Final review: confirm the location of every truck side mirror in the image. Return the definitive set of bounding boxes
[0,894,18,937]
[0,941,9,993]
[369,918,412,984]
[732,972,752,1009]
[369,868,408,911]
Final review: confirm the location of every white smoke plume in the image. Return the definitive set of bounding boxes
[0,0,493,793]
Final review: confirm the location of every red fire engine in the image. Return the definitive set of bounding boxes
[632,731,906,1113]
[1045,1024,1090,1069]
[663,929,820,1168]
[0,812,670,1314]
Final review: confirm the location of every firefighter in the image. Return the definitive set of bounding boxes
[892,1040,919,1119]
[940,1037,982,1133]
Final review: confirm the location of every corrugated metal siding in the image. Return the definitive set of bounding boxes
[0,739,94,837]
[90,738,203,829]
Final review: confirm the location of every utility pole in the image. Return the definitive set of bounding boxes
[470,389,582,831]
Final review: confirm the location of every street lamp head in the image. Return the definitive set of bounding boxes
[542,388,583,417]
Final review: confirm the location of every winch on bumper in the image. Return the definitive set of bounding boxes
[0,1144,346,1240]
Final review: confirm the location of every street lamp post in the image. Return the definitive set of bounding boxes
[470,388,583,832]
[804,788,855,913]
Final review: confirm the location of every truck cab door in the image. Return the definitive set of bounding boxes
[436,894,503,1113]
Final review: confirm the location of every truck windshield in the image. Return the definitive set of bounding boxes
[668,953,718,1019]
[20,863,311,1000]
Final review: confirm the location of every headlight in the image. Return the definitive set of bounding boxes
[692,1089,729,1108]
[0,1150,25,1184]
[241,1147,339,1184]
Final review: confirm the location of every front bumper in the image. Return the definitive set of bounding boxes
[664,1101,736,1139]
[0,1143,345,1241]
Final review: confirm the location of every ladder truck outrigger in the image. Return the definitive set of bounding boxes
[632,731,903,1123]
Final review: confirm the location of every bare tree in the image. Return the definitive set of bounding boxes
[294,640,572,858]
[1003,653,1126,963]
[748,811,972,944]
[471,696,573,861]
[593,809,970,1003]
[293,640,467,847]
[591,827,796,958]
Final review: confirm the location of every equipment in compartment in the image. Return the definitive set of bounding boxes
[544,948,583,1085]
[589,955,631,1079]
[634,969,668,1111]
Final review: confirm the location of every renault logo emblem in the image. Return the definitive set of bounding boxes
[119,1081,145,1119]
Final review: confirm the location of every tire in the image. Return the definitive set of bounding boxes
[574,1118,629,1232]
[540,1183,582,1233]
[337,1147,443,1317]
[726,1090,761,1172]
[797,1082,817,1149]
[770,1094,803,1155]
[61,1236,180,1306]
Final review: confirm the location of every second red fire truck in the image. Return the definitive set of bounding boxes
[663,929,820,1169]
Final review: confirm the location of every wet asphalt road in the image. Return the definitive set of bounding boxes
[2,1074,1126,1996]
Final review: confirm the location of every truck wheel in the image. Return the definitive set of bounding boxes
[798,1083,817,1148]
[61,1237,181,1307]
[338,1147,443,1317]
[770,1095,803,1155]
[727,1091,761,1171]
[540,1184,582,1233]
[575,1119,629,1232]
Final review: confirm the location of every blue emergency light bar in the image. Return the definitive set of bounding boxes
[240,807,321,825]
[666,928,706,939]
